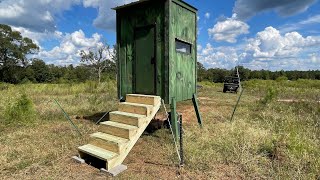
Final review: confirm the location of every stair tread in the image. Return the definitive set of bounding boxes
[110,111,146,118]
[78,144,118,161]
[127,94,160,98]
[120,102,153,107]
[126,94,161,106]
[100,121,138,130]
[91,132,129,144]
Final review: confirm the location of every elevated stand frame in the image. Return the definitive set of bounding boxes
[170,94,203,139]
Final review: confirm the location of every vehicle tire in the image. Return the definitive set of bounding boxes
[223,88,226,93]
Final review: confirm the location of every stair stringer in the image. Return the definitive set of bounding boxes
[108,101,161,169]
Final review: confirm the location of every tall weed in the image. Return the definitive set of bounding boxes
[260,87,278,105]
[3,93,37,125]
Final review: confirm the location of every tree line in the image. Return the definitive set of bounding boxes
[0,24,116,84]
[1,58,116,84]
[1,23,319,84]
[197,62,320,82]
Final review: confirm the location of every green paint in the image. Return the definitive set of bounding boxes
[170,97,179,139]
[169,1,197,103]
[53,99,82,136]
[230,88,244,122]
[135,26,155,94]
[114,0,197,104]
[192,94,203,127]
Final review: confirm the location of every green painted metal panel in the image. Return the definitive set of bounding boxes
[135,26,155,94]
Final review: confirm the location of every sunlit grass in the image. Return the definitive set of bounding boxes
[0,79,319,179]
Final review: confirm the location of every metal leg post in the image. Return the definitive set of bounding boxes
[192,94,203,127]
[179,114,184,167]
[170,97,179,139]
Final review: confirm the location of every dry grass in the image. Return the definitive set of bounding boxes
[0,80,319,179]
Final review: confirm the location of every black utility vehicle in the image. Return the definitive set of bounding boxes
[223,76,240,93]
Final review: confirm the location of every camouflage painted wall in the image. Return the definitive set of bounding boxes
[169,0,197,103]
[116,0,197,103]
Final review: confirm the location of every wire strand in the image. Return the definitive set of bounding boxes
[161,99,181,162]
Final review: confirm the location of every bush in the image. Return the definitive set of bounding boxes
[4,93,37,125]
[260,87,278,105]
[84,80,99,93]
[0,82,12,91]
[276,76,288,82]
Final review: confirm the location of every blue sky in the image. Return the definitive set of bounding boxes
[0,0,319,70]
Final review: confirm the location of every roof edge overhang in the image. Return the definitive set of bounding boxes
[112,0,197,12]
[112,0,150,10]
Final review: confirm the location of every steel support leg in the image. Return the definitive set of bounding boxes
[192,94,203,127]
[170,97,179,139]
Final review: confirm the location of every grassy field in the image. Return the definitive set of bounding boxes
[0,79,319,179]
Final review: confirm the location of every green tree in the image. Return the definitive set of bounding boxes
[0,24,39,83]
[0,24,39,67]
[73,65,94,82]
[80,45,115,83]
[208,68,230,83]
[30,59,53,83]
[197,62,207,81]
[237,66,251,81]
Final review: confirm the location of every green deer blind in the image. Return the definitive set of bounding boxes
[114,0,197,104]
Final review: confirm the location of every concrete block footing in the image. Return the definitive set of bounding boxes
[100,164,127,176]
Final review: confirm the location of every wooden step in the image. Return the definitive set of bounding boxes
[126,94,161,106]
[105,98,162,170]
[77,94,162,172]
[78,144,118,170]
[109,111,146,127]
[99,121,138,139]
[118,102,153,116]
[90,132,129,154]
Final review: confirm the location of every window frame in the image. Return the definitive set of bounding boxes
[175,38,192,55]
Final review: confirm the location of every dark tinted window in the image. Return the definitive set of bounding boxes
[175,39,191,54]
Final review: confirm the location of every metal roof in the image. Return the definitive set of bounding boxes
[112,0,197,12]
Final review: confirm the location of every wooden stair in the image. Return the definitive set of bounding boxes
[78,94,161,171]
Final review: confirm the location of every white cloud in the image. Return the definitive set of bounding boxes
[198,44,239,69]
[0,0,81,32]
[35,30,104,65]
[299,14,320,25]
[0,3,25,18]
[280,14,320,33]
[309,53,320,64]
[199,27,320,70]
[83,0,137,31]
[11,26,63,46]
[205,12,210,19]
[201,43,214,56]
[243,26,320,60]
[233,0,316,20]
[208,14,249,43]
[0,0,138,33]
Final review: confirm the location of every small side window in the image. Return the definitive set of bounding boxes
[175,39,191,54]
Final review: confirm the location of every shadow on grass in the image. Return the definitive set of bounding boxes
[145,115,171,135]
[81,112,170,135]
[80,112,110,123]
